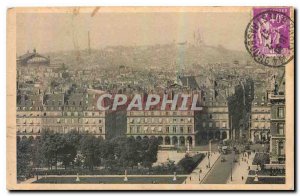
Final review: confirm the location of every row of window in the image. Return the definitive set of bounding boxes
[251,122,271,129]
[252,108,271,112]
[201,113,228,120]
[17,118,103,124]
[202,122,227,128]
[19,99,96,107]
[251,107,284,119]
[17,111,104,117]
[17,126,104,134]
[128,126,193,134]
[128,111,193,116]
[251,114,271,120]
[17,107,100,112]
[207,107,228,113]
[253,103,271,106]
[128,117,193,124]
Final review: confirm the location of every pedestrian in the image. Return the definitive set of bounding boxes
[242,176,244,181]
[190,176,192,180]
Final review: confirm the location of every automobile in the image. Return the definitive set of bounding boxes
[221,146,228,154]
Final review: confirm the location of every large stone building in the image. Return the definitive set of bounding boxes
[16,91,106,140]
[17,49,50,66]
[126,110,196,147]
[249,101,271,143]
[197,104,230,141]
[196,81,231,142]
[269,93,285,164]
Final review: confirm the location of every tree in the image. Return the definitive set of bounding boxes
[74,153,84,169]
[38,130,65,170]
[120,137,140,168]
[64,130,81,150]
[30,138,43,169]
[60,130,82,169]
[17,138,32,179]
[58,143,77,170]
[139,137,159,169]
[80,134,102,170]
[178,155,195,173]
[100,140,117,170]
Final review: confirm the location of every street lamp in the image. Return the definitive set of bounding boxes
[199,168,202,183]
[209,139,212,155]
[208,139,212,168]
[230,161,233,181]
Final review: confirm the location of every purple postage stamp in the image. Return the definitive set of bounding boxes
[245,7,294,67]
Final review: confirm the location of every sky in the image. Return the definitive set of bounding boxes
[16,11,251,55]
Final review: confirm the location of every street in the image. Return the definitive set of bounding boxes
[202,151,236,184]
[193,140,220,152]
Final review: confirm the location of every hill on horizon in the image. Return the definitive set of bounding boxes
[46,43,256,70]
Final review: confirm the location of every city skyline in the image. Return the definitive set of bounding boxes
[17,12,251,55]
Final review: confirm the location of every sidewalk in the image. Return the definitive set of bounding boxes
[226,152,255,184]
[20,177,37,184]
[184,152,220,184]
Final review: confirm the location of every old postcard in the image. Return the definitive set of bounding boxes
[7,7,294,190]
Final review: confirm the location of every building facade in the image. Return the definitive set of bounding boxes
[17,49,50,66]
[269,93,285,164]
[126,110,196,147]
[249,102,271,143]
[16,92,106,140]
[198,105,230,141]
